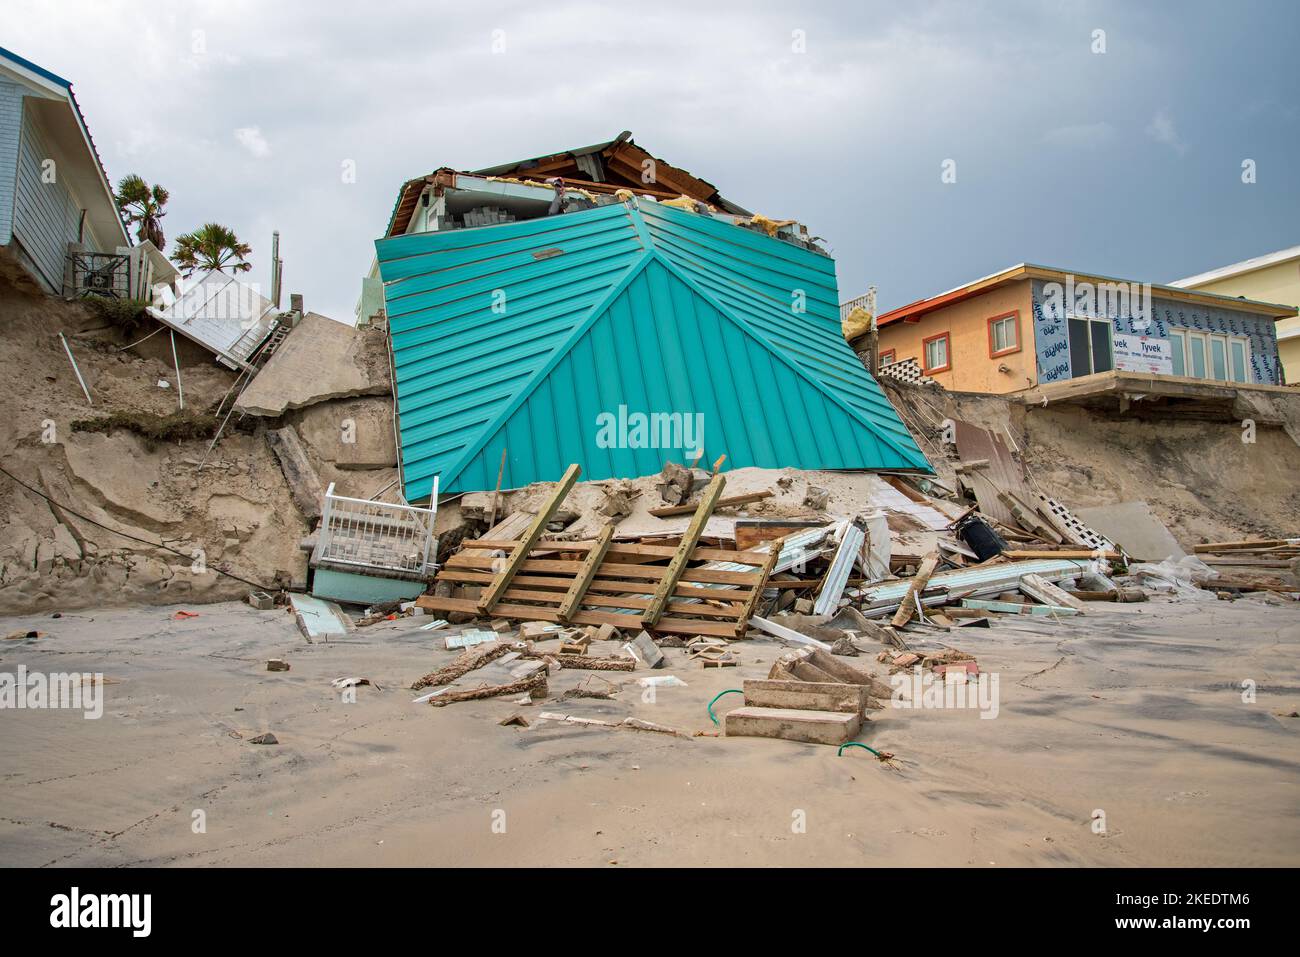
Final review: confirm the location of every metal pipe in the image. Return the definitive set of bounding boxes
[58,333,93,406]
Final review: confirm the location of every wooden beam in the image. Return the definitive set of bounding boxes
[892,551,940,627]
[477,464,580,615]
[1019,573,1086,613]
[735,536,783,627]
[642,474,726,629]
[648,490,772,518]
[556,523,614,622]
[1000,549,1120,560]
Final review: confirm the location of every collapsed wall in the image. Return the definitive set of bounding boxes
[0,280,396,614]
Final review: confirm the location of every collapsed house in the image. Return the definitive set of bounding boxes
[376,196,929,500]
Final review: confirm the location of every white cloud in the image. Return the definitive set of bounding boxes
[1145,109,1187,155]
[234,126,270,158]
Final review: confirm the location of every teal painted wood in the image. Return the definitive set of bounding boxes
[377,200,929,500]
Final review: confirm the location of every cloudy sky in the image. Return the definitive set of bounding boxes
[5,0,1298,320]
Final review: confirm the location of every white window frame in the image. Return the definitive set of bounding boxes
[990,314,1017,354]
[1171,331,1252,382]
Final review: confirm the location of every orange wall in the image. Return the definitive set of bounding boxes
[878,280,1037,393]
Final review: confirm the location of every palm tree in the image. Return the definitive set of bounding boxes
[170,223,253,277]
[114,174,169,249]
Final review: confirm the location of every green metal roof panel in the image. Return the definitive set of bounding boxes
[376,200,929,500]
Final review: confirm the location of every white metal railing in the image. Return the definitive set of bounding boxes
[316,479,439,577]
[837,286,878,323]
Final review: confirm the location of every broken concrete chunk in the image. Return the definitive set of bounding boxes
[624,630,665,669]
[248,732,279,745]
[803,485,830,510]
[266,659,290,672]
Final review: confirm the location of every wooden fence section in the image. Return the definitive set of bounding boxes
[417,536,776,638]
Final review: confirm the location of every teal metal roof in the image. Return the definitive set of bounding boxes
[376,200,930,500]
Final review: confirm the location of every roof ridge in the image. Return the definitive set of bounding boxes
[646,239,928,471]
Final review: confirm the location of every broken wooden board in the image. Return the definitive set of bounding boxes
[643,474,726,628]
[1019,573,1087,613]
[478,464,581,615]
[892,551,940,627]
[649,490,771,518]
[952,419,1031,530]
[734,519,826,550]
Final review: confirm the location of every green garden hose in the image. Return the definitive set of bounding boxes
[707,689,743,725]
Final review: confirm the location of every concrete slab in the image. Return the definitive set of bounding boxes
[237,313,390,416]
[742,679,867,714]
[288,593,352,640]
[724,706,862,745]
[1073,501,1186,562]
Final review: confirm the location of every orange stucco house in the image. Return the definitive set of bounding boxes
[865,263,1294,395]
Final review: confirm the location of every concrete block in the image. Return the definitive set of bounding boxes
[724,706,862,746]
[742,679,867,714]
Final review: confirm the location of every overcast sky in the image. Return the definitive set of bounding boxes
[5,0,1298,320]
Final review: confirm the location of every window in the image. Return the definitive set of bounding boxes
[878,349,896,369]
[922,332,950,374]
[987,311,1020,357]
[1187,332,1207,378]
[1169,331,1251,382]
[1229,338,1249,382]
[1067,317,1113,377]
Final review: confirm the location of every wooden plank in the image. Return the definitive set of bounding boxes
[648,490,771,518]
[1001,549,1120,560]
[445,553,761,584]
[435,569,753,601]
[643,474,726,628]
[1193,539,1295,553]
[734,520,827,551]
[478,464,581,615]
[556,524,614,622]
[998,491,1064,544]
[503,587,744,620]
[1019,573,1087,612]
[892,551,940,627]
[735,536,782,625]
[463,538,770,565]
[417,595,741,637]
[961,598,1078,616]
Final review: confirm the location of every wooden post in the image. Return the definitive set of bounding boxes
[557,523,614,622]
[892,551,940,627]
[641,473,726,629]
[478,464,580,615]
[734,536,784,634]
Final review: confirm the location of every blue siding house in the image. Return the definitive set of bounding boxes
[0,47,127,294]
